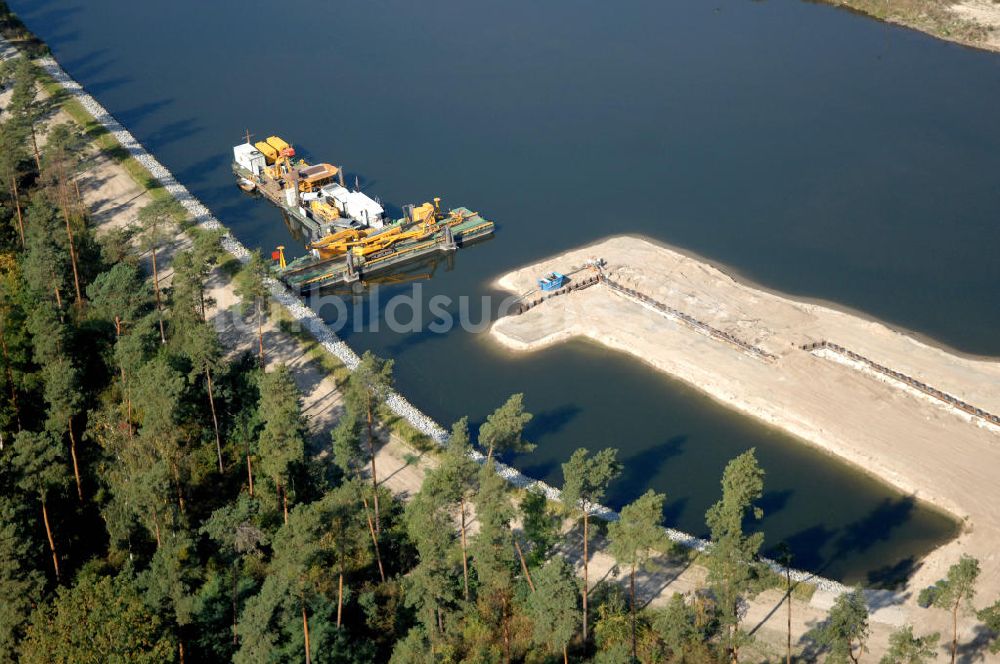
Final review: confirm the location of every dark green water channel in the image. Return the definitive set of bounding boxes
[16,0,998,584]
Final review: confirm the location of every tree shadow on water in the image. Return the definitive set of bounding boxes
[86,76,131,96]
[772,524,837,572]
[605,435,687,509]
[662,496,688,529]
[115,98,173,126]
[833,496,916,558]
[866,556,921,591]
[778,496,918,583]
[511,404,583,484]
[525,403,581,440]
[756,489,794,520]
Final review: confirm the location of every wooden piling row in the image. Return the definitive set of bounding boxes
[802,341,1000,426]
[601,276,777,362]
[507,274,602,315]
[504,269,775,362]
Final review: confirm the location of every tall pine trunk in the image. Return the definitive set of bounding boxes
[61,207,82,307]
[281,483,289,525]
[360,488,385,582]
[952,602,959,664]
[67,416,82,501]
[114,319,134,441]
[582,510,590,642]
[205,368,223,472]
[459,496,470,601]
[255,299,264,365]
[337,571,344,627]
[366,403,380,534]
[152,505,162,548]
[151,245,166,344]
[246,452,254,497]
[786,567,792,664]
[41,498,59,581]
[172,461,185,514]
[513,533,535,592]
[73,177,84,218]
[302,601,312,664]
[630,563,637,662]
[9,180,24,246]
[30,125,41,173]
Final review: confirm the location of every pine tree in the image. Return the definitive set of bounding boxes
[0,270,29,438]
[20,574,176,664]
[478,392,534,462]
[140,532,203,662]
[201,496,266,652]
[918,555,980,664]
[704,448,767,663]
[10,429,67,580]
[471,462,520,663]
[561,446,622,644]
[8,58,43,172]
[423,417,477,601]
[977,600,1000,656]
[256,365,306,525]
[21,194,69,309]
[344,351,393,533]
[175,320,225,473]
[171,228,224,321]
[608,489,669,661]
[330,402,385,583]
[137,198,183,344]
[404,480,459,641]
[0,118,29,245]
[235,496,350,664]
[321,482,374,628]
[25,300,83,502]
[133,353,188,531]
[87,262,151,437]
[651,592,719,662]
[40,123,86,308]
[519,487,559,567]
[525,557,580,664]
[0,496,44,655]
[811,587,870,664]
[879,625,940,664]
[234,250,269,365]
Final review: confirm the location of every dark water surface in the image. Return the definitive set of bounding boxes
[16,0,998,583]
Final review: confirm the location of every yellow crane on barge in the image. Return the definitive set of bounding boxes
[305,198,479,260]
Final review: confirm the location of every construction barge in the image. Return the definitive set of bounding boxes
[232,134,494,291]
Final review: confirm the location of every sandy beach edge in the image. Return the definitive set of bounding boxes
[489,235,978,530]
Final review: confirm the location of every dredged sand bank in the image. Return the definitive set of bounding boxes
[490,235,1000,599]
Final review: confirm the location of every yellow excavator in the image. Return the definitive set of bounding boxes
[306,199,445,260]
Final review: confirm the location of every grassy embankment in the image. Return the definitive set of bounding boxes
[819,0,996,48]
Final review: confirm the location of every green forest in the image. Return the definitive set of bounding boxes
[1,9,1000,662]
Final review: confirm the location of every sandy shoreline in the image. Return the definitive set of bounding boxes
[490,235,1000,600]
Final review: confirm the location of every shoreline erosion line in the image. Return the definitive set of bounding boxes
[3,36,852,596]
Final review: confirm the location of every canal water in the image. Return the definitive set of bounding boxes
[16,0,999,584]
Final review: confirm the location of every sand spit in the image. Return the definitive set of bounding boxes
[491,236,1000,598]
